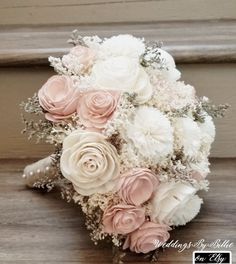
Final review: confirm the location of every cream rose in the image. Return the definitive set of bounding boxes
[38,75,79,122]
[77,90,120,131]
[151,181,202,226]
[102,204,145,235]
[123,221,171,253]
[60,130,120,195]
[91,56,152,104]
[118,168,160,206]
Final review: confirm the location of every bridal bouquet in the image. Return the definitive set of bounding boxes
[21,32,228,261]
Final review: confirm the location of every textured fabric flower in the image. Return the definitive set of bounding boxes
[123,221,171,253]
[170,195,203,226]
[198,113,216,154]
[99,34,145,58]
[77,90,120,131]
[174,117,202,157]
[188,159,210,180]
[38,75,79,122]
[151,181,202,226]
[158,49,181,81]
[60,130,120,195]
[118,168,159,206]
[149,70,196,112]
[102,204,145,235]
[62,45,95,74]
[126,106,173,163]
[91,56,152,104]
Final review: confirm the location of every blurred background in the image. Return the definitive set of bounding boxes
[0,0,235,159]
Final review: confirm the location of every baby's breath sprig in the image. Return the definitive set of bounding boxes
[192,105,206,123]
[167,105,192,119]
[200,98,230,119]
[20,93,43,115]
[67,29,87,46]
[144,248,160,262]
[146,40,163,49]
[21,115,53,143]
[60,180,76,203]
[140,41,167,70]
[112,245,126,264]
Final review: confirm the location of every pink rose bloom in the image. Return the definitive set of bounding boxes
[38,75,79,122]
[123,221,171,254]
[77,90,120,131]
[102,204,145,235]
[70,45,95,72]
[118,168,159,206]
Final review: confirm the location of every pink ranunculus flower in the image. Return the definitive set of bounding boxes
[77,90,120,131]
[38,75,79,122]
[118,168,160,206]
[102,204,145,235]
[123,221,171,254]
[69,45,95,72]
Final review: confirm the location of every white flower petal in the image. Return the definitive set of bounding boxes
[198,113,216,146]
[99,34,145,58]
[171,195,203,226]
[157,49,181,81]
[91,56,152,104]
[151,181,201,226]
[125,106,173,163]
[174,117,202,157]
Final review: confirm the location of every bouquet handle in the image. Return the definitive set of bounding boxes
[23,155,58,188]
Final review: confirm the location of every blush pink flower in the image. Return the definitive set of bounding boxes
[102,204,145,235]
[191,171,206,181]
[123,221,171,254]
[38,75,79,122]
[77,90,120,131]
[118,168,159,206]
[69,45,95,72]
